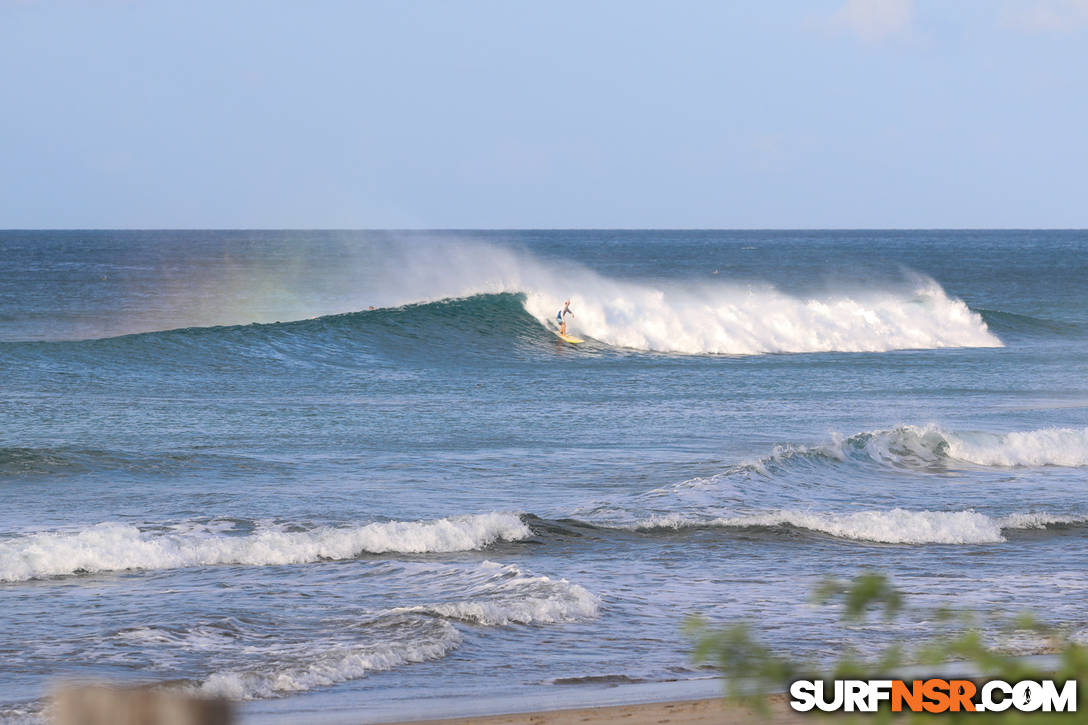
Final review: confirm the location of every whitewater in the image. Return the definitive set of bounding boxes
[0,513,533,582]
[361,239,1003,354]
[1,229,1085,724]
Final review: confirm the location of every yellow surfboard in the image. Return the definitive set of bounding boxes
[556,332,584,344]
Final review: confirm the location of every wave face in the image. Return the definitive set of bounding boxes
[978,308,1087,339]
[0,513,532,582]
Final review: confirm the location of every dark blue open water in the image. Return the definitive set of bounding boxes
[1,230,1086,722]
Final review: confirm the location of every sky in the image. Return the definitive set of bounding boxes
[1,0,1087,229]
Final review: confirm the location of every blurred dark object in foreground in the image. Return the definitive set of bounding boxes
[52,684,232,725]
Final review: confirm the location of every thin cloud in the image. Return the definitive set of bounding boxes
[830,0,915,42]
[1000,0,1088,32]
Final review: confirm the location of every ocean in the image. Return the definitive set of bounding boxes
[1,230,1086,722]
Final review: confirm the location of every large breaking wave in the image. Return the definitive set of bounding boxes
[374,240,1000,353]
[9,239,1003,357]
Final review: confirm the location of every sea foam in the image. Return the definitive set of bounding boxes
[198,619,463,700]
[942,427,1088,467]
[0,513,532,582]
[193,562,599,699]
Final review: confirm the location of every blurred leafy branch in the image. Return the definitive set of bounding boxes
[686,572,1088,722]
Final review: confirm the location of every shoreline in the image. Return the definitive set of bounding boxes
[240,655,1067,724]
[375,694,803,725]
[239,677,730,724]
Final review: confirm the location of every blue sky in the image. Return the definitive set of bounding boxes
[2,0,1086,228]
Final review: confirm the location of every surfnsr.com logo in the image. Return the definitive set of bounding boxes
[789,679,1077,713]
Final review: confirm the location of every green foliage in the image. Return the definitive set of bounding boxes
[814,571,903,620]
[688,571,1088,722]
[684,617,805,709]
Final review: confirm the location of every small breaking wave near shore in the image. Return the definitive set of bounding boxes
[197,620,463,700]
[568,423,1088,545]
[691,424,1088,478]
[4,425,1082,586]
[0,513,532,582]
[627,509,1088,545]
[798,424,1088,469]
[389,562,601,627]
[183,562,598,700]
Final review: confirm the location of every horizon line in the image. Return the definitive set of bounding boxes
[2,227,1087,233]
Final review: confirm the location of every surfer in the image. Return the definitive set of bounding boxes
[557,300,574,336]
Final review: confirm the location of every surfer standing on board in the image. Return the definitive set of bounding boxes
[557,300,574,336]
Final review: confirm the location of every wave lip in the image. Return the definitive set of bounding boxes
[631,509,1088,544]
[0,513,533,583]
